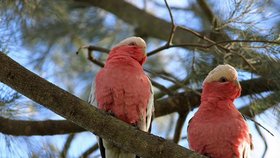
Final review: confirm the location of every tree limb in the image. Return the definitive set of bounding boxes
[0,53,207,158]
[0,116,84,136]
[1,77,278,136]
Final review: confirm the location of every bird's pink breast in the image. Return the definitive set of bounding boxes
[188,82,250,158]
[95,59,151,124]
[188,103,250,158]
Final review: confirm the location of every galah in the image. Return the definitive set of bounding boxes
[88,37,154,158]
[187,64,253,158]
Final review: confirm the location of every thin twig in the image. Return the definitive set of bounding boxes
[147,0,177,56]
[254,123,268,158]
[79,143,99,158]
[235,52,256,71]
[148,38,279,57]
[147,0,229,56]
[87,51,105,67]
[243,115,274,136]
[197,0,218,27]
[206,39,280,48]
[147,43,210,56]
[173,113,188,144]
[76,45,105,67]
[147,29,231,56]
[153,1,189,11]
[150,79,174,96]
[181,136,187,140]
[147,45,170,56]
[76,45,109,55]
[145,69,180,85]
[60,134,76,158]
[145,69,201,99]
[164,0,176,45]
[177,26,230,52]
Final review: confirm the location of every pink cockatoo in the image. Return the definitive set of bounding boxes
[88,37,154,158]
[187,64,253,158]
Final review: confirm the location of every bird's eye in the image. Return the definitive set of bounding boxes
[219,77,227,82]
[128,42,136,46]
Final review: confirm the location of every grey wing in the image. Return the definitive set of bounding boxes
[88,80,98,107]
[146,77,154,133]
[88,80,106,158]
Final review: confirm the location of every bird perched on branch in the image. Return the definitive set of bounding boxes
[187,64,253,158]
[89,37,154,158]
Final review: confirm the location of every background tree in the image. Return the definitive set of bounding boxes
[0,0,280,157]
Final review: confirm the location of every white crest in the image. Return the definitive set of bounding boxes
[114,36,146,50]
[203,64,238,84]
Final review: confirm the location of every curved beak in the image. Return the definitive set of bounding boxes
[234,80,241,90]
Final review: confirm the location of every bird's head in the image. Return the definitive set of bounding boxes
[115,37,146,51]
[202,64,241,101]
[110,36,147,65]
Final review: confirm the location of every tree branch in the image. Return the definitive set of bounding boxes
[1,77,278,136]
[0,52,207,158]
[196,0,219,27]
[173,113,187,144]
[60,134,76,158]
[255,123,268,158]
[75,0,280,76]
[0,116,84,136]
[164,0,176,45]
[79,143,99,158]
[147,0,177,56]
[206,40,280,48]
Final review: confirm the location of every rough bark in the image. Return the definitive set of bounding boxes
[0,53,207,158]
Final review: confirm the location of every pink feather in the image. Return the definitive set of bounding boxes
[188,81,252,158]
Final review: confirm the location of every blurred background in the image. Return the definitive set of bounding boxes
[0,0,280,157]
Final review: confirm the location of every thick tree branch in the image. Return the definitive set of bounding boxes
[0,53,206,158]
[0,116,84,136]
